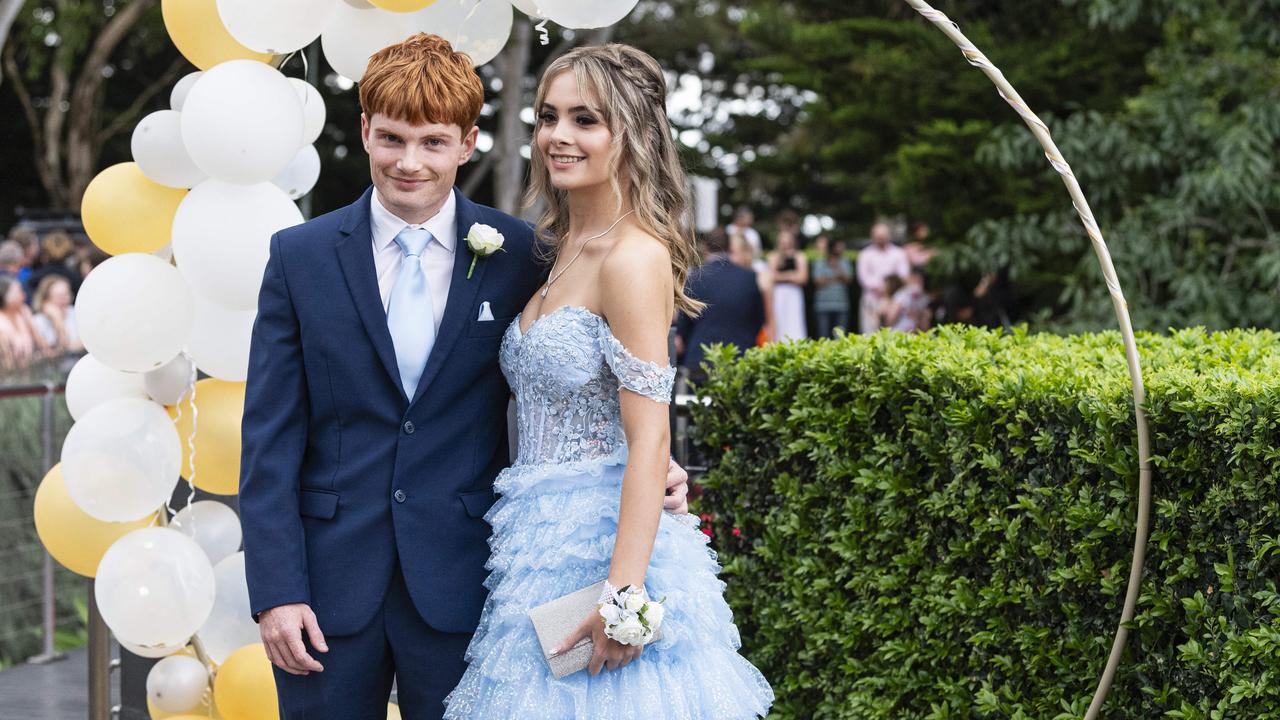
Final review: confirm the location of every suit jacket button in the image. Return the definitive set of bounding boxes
[403,420,415,434]
[394,489,407,503]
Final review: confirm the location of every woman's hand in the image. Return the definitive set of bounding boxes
[553,610,644,675]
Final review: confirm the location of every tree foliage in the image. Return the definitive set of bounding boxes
[685,0,1279,330]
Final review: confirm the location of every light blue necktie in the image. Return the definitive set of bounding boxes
[386,227,436,397]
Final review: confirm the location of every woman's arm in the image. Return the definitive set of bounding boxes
[793,253,810,285]
[552,235,674,674]
[599,236,673,590]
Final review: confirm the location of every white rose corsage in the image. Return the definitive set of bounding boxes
[597,581,664,647]
[464,222,505,279]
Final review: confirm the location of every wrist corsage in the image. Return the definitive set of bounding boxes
[597,581,664,646]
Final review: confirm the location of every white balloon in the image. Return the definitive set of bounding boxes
[152,243,174,262]
[171,501,243,566]
[76,253,194,373]
[403,0,467,45]
[171,180,304,311]
[509,0,545,18]
[430,0,509,66]
[290,78,327,146]
[271,144,321,201]
[145,354,196,407]
[196,553,262,665]
[170,71,203,112]
[320,1,413,82]
[119,638,188,659]
[96,528,216,648]
[65,354,149,421]
[131,110,208,189]
[146,655,210,713]
[188,295,257,381]
[217,0,341,54]
[61,398,181,522]
[538,0,638,28]
[181,60,305,184]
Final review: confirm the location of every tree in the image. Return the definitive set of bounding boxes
[959,0,1280,330]
[2,0,183,211]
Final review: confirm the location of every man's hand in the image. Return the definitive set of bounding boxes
[259,603,328,675]
[664,458,689,515]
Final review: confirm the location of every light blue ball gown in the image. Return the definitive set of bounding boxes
[443,306,773,719]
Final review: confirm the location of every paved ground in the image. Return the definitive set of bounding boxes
[0,648,118,720]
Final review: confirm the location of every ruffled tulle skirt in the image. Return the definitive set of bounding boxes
[443,455,773,719]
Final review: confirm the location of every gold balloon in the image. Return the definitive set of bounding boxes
[369,0,437,12]
[81,163,187,256]
[161,0,274,70]
[170,379,246,496]
[214,644,279,720]
[33,465,158,577]
[387,703,401,719]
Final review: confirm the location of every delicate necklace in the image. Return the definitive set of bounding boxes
[540,210,634,299]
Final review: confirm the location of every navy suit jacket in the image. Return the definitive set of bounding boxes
[240,187,545,636]
[675,256,764,377]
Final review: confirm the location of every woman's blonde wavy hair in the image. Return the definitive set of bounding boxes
[526,44,704,316]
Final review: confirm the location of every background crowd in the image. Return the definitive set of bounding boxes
[674,206,1016,381]
[0,222,107,373]
[0,206,1019,382]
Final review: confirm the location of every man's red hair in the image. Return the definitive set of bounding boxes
[359,33,484,132]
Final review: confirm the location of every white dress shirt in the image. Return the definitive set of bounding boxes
[370,189,456,334]
[856,243,910,296]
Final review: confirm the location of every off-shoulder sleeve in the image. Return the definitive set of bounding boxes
[599,323,676,404]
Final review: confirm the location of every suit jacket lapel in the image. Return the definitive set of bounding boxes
[410,188,486,406]
[335,187,406,403]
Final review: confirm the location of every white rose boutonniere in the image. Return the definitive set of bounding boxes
[465,222,505,279]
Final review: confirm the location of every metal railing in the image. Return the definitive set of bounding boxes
[0,381,64,667]
[0,379,118,719]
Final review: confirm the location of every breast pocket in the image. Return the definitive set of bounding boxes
[467,316,516,339]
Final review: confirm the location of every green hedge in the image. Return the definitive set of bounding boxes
[691,327,1280,719]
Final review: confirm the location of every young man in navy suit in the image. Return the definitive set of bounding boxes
[239,34,689,720]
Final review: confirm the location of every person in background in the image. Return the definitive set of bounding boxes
[729,231,772,345]
[856,221,909,334]
[811,237,852,338]
[675,228,766,383]
[726,206,762,260]
[767,228,808,341]
[74,244,109,282]
[904,221,938,271]
[0,241,26,284]
[0,276,50,370]
[812,234,829,258]
[25,230,83,296]
[883,269,930,333]
[31,275,83,354]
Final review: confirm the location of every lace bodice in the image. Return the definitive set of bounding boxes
[500,305,675,466]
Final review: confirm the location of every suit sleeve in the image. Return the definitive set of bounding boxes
[750,272,766,332]
[674,270,699,350]
[239,232,312,620]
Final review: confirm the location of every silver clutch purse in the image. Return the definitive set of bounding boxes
[528,581,662,679]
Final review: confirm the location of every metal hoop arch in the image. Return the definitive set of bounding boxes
[903,2,1153,717]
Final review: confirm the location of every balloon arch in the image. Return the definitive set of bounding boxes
[32,1,1150,717]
